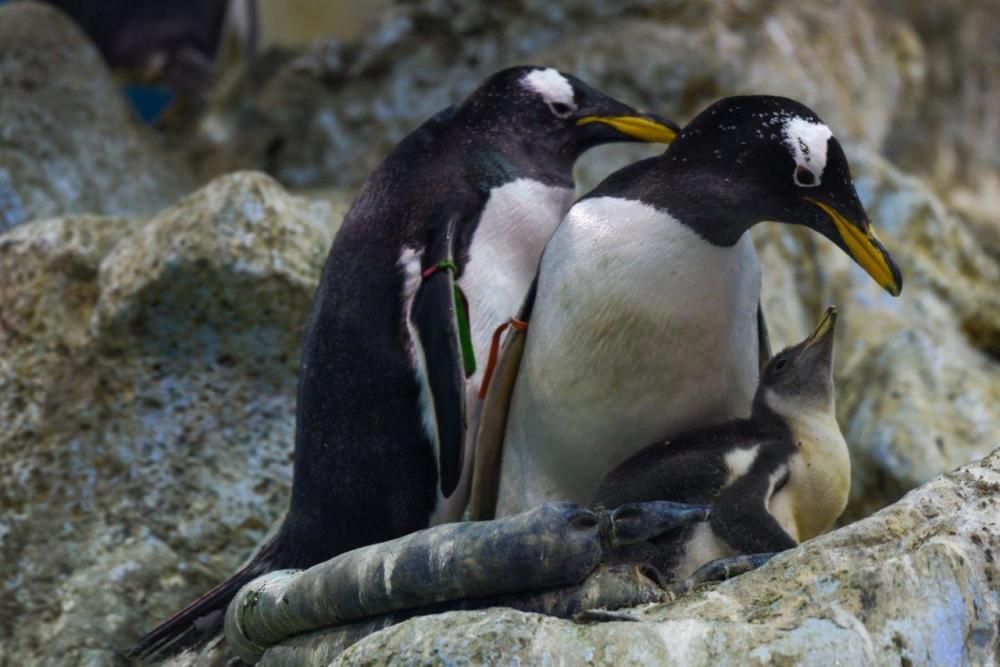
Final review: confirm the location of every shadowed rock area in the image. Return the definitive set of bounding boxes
[0,2,193,232]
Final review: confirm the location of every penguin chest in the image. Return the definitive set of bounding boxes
[515,198,762,499]
[459,179,574,388]
[767,411,850,542]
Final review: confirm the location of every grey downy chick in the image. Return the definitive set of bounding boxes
[592,306,848,582]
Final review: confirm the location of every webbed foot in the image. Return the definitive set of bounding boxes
[605,501,711,546]
[673,552,779,596]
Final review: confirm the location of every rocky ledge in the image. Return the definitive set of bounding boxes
[260,448,1000,666]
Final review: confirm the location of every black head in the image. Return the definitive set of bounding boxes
[453,66,678,167]
[661,96,902,296]
[753,307,838,419]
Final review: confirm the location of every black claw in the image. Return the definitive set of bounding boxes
[609,501,711,546]
[688,552,780,587]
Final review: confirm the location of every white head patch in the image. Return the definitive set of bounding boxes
[782,117,833,187]
[521,68,576,116]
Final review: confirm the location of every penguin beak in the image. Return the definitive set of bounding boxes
[793,306,837,373]
[803,306,837,350]
[576,112,679,143]
[805,198,903,297]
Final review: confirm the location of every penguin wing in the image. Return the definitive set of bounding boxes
[411,221,468,499]
[469,277,538,520]
[709,448,798,554]
[757,300,772,371]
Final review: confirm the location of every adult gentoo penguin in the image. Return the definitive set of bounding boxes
[480,95,901,518]
[129,66,677,659]
[593,307,846,581]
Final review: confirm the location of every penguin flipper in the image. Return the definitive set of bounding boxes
[757,300,772,371]
[469,277,538,520]
[411,222,468,499]
[709,450,798,555]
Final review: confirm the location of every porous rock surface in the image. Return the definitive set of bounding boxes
[0,172,345,666]
[0,1,192,232]
[277,448,1000,665]
[200,0,997,228]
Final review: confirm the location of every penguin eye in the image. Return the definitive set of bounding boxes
[549,102,574,118]
[794,166,818,187]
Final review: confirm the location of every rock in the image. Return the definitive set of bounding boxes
[840,328,1000,521]
[197,1,997,233]
[0,215,139,350]
[200,1,927,193]
[0,1,193,231]
[876,0,1000,232]
[0,172,345,665]
[296,448,1000,666]
[91,171,336,367]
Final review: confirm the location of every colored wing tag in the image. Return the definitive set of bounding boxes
[424,259,476,378]
[412,221,469,498]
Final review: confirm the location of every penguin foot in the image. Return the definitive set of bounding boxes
[606,501,711,546]
[673,552,779,596]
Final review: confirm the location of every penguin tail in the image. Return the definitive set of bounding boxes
[126,536,282,662]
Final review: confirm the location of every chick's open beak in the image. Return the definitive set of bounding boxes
[806,198,902,297]
[576,113,678,143]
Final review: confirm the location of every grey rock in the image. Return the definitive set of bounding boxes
[0,172,345,666]
[198,1,997,232]
[0,1,193,231]
[875,0,1000,231]
[316,447,1000,665]
[841,328,1000,521]
[200,1,925,191]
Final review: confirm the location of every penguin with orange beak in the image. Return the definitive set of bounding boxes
[129,66,678,660]
[473,95,901,519]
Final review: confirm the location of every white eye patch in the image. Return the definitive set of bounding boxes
[521,68,577,117]
[782,117,832,188]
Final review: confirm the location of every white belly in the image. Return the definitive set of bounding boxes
[430,178,573,524]
[764,392,851,541]
[460,179,574,384]
[496,197,762,515]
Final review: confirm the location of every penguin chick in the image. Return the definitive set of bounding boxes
[128,66,677,660]
[592,307,847,580]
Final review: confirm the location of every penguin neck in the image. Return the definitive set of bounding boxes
[751,387,835,436]
[593,156,758,247]
[749,392,796,435]
[448,114,576,190]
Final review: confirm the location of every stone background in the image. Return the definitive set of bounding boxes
[0,0,997,664]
